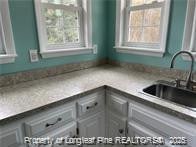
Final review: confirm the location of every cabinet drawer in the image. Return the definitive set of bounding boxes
[77,91,105,117]
[107,92,127,116]
[129,102,196,147]
[24,103,76,137]
[39,122,77,147]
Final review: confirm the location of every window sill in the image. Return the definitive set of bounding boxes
[0,54,17,64]
[41,47,94,58]
[182,52,196,61]
[114,46,165,57]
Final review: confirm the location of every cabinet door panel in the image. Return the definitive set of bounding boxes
[128,121,175,147]
[107,112,126,147]
[78,112,105,147]
[0,124,23,147]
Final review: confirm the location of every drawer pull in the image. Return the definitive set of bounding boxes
[86,102,98,110]
[45,118,62,128]
[119,129,124,134]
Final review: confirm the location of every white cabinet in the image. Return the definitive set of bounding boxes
[78,112,105,147]
[106,112,126,147]
[42,122,77,147]
[24,102,76,137]
[128,121,161,147]
[0,122,24,147]
[77,91,105,118]
[106,91,128,116]
[106,91,128,147]
[128,101,196,147]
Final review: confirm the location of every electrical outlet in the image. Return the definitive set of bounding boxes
[93,44,98,54]
[29,49,39,62]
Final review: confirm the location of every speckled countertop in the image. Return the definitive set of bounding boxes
[0,65,196,125]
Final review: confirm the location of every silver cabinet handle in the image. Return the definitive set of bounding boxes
[45,117,62,128]
[86,102,98,110]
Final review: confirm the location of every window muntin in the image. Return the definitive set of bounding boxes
[40,0,84,50]
[124,0,165,49]
[42,0,77,6]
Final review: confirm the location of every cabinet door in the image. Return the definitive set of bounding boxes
[0,124,23,147]
[128,121,175,147]
[78,112,105,147]
[107,112,126,147]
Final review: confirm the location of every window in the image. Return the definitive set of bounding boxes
[115,0,171,57]
[34,0,93,58]
[182,0,196,60]
[0,0,16,64]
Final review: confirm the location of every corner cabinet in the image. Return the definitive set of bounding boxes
[77,91,105,147]
[78,112,105,147]
[106,91,128,147]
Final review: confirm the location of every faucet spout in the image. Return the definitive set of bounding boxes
[170,51,194,89]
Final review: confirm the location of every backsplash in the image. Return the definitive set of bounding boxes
[108,60,196,81]
[0,59,106,87]
[1,59,195,87]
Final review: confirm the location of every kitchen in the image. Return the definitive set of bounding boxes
[0,0,196,147]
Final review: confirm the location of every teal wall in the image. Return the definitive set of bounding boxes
[0,0,195,75]
[107,0,196,71]
[0,0,107,75]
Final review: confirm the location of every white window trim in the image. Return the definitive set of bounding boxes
[181,0,196,61]
[34,0,93,58]
[0,0,17,64]
[114,0,171,57]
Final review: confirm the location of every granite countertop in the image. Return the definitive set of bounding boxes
[0,65,196,125]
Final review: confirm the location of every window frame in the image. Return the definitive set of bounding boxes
[0,0,17,64]
[114,0,171,57]
[181,0,196,61]
[34,0,93,58]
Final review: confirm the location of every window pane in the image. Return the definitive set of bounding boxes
[144,8,161,26]
[128,27,142,42]
[47,27,64,44]
[129,10,143,26]
[45,9,63,27]
[130,0,164,6]
[44,8,80,44]
[64,28,79,42]
[42,0,77,6]
[64,11,79,28]
[130,0,144,6]
[143,27,160,43]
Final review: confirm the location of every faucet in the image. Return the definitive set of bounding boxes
[170,51,195,89]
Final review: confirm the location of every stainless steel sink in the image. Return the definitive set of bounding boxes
[142,83,196,110]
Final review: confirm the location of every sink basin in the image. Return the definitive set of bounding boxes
[142,83,196,110]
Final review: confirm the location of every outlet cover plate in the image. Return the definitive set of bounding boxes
[29,49,39,62]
